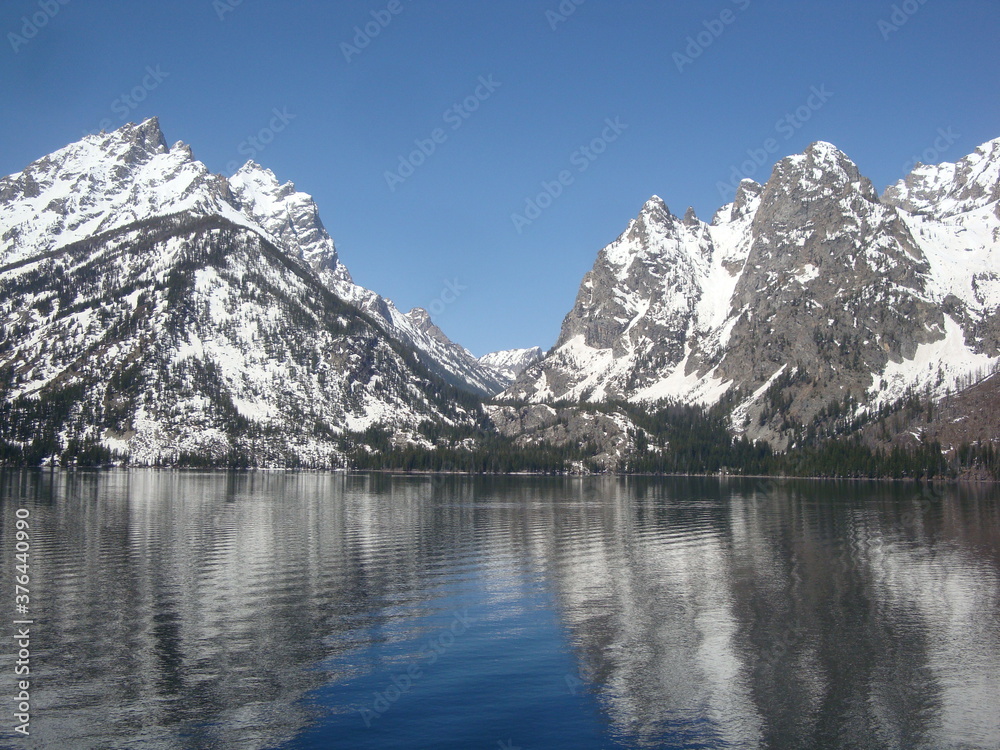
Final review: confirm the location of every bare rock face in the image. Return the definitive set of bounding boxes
[557,196,707,361]
[716,142,943,440]
[507,138,1000,448]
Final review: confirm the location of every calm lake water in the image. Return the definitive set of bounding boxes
[1,471,999,749]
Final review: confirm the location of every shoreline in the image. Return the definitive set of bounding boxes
[2,465,997,485]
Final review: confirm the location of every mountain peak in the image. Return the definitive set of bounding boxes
[170,140,194,160]
[766,140,878,210]
[0,116,513,432]
[639,195,672,220]
[713,179,763,225]
[234,160,275,179]
[407,306,432,326]
[511,137,1000,449]
[0,116,214,266]
[785,140,860,177]
[883,135,1000,217]
[805,139,844,158]
[406,307,452,345]
[479,347,544,385]
[231,161,298,200]
[403,307,482,361]
[732,179,763,216]
[630,195,675,237]
[118,117,169,155]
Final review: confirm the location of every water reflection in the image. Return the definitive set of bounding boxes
[0,472,998,749]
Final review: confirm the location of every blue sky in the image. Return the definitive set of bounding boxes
[1,0,998,356]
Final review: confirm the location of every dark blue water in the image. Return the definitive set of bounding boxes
[1,471,999,749]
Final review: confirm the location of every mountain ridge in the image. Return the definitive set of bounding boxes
[505,137,1000,449]
[0,118,511,399]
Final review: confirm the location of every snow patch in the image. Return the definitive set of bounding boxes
[873,315,998,406]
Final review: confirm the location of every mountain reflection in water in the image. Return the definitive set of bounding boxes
[1,471,998,749]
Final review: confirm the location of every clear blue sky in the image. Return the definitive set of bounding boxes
[1,1,998,356]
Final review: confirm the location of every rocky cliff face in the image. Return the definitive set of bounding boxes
[506,139,1000,446]
[504,191,750,407]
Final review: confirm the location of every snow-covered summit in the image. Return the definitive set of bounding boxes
[883,137,1000,218]
[228,160,348,282]
[0,118,506,397]
[479,347,544,386]
[0,117,533,465]
[0,118,217,267]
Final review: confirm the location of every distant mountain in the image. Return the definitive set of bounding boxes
[505,139,1000,449]
[0,119,496,466]
[479,346,543,386]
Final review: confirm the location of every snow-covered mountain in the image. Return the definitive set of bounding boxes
[5,119,997,466]
[479,346,543,386]
[0,119,499,465]
[0,118,504,397]
[506,139,1000,445]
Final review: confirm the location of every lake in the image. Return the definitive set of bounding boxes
[1,471,999,749]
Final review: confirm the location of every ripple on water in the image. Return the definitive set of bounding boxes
[1,472,999,750]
